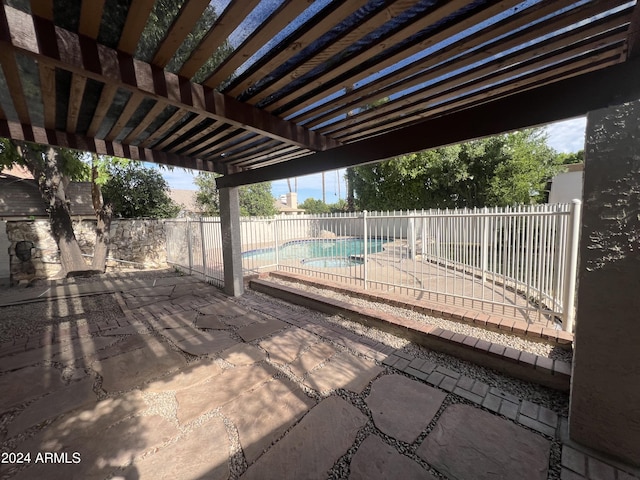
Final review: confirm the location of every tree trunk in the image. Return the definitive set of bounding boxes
[90,157,112,272]
[14,142,92,278]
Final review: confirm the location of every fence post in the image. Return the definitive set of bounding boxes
[200,219,206,279]
[481,207,489,282]
[274,217,279,270]
[363,210,368,290]
[187,219,193,275]
[562,199,582,333]
[408,217,415,260]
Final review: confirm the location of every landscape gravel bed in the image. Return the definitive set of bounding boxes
[264,277,573,363]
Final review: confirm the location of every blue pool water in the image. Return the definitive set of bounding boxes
[243,238,387,266]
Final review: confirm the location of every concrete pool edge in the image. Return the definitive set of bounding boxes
[250,276,571,392]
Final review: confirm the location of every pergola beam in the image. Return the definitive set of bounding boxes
[0,118,215,173]
[0,5,339,152]
[216,55,640,188]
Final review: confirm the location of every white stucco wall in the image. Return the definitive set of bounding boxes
[549,168,583,204]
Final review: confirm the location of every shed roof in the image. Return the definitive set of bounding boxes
[0,1,639,188]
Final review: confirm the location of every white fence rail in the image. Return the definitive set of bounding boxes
[165,202,581,330]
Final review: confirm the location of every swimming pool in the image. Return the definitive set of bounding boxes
[242,238,387,266]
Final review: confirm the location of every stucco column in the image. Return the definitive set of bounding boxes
[569,99,640,466]
[219,186,244,297]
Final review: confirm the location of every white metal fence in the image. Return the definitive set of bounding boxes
[165,202,581,330]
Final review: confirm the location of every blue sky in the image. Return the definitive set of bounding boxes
[157,116,587,203]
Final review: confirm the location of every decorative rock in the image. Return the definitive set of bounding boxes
[350,435,436,480]
[218,343,266,365]
[241,396,367,479]
[417,404,551,480]
[366,375,446,443]
[223,378,314,464]
[304,352,383,394]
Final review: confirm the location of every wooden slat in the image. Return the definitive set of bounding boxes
[38,62,56,129]
[0,5,339,151]
[30,0,53,20]
[121,100,163,144]
[66,73,86,133]
[173,120,230,155]
[117,0,156,54]
[254,0,470,108]
[178,0,262,80]
[224,0,371,97]
[79,0,105,39]
[138,108,186,149]
[626,3,640,58]
[337,47,625,142]
[0,118,216,172]
[321,15,631,135]
[280,0,618,120]
[86,82,117,137]
[186,128,247,158]
[0,50,31,124]
[291,0,576,124]
[152,114,204,151]
[202,0,310,89]
[152,0,210,68]
[216,54,640,188]
[105,91,143,142]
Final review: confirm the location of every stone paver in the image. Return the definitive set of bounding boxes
[0,336,118,372]
[195,313,228,329]
[144,358,224,392]
[17,413,177,480]
[8,376,96,438]
[197,300,247,317]
[92,337,186,392]
[160,328,239,356]
[100,323,152,335]
[241,396,367,479]
[218,343,266,365]
[0,366,65,411]
[304,352,383,394]
[176,364,277,425]
[288,341,337,378]
[237,317,288,342]
[127,286,175,297]
[152,311,198,329]
[223,378,315,464]
[259,327,319,363]
[350,435,436,480]
[126,417,230,480]
[366,374,446,444]
[418,404,551,480]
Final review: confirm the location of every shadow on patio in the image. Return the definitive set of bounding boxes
[0,269,631,480]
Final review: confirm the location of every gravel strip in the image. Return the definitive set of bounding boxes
[264,277,573,363]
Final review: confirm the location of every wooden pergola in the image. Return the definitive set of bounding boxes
[0,0,639,189]
[2,1,640,469]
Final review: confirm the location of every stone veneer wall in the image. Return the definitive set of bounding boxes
[6,219,168,282]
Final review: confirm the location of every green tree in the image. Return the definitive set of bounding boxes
[195,172,276,216]
[102,162,180,218]
[556,150,584,164]
[348,129,561,210]
[299,198,330,214]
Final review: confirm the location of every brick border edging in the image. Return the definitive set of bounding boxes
[266,271,573,350]
[250,278,571,392]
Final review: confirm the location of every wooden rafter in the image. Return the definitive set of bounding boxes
[0,4,338,152]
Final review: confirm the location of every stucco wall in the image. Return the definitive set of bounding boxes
[6,219,168,283]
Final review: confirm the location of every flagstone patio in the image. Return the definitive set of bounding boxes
[0,271,636,480]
